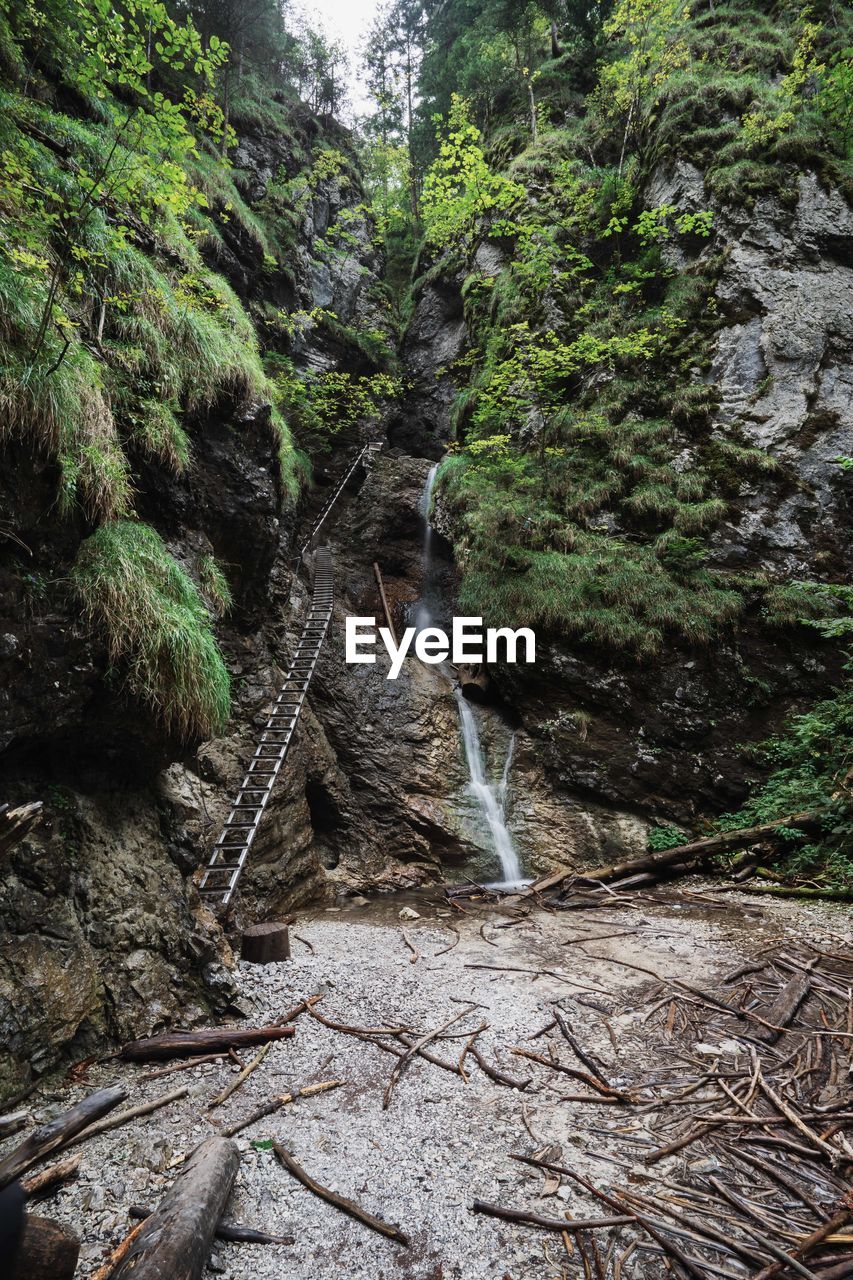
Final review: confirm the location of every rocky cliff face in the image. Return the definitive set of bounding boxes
[0,106,388,1100]
[410,165,852,845]
[3,97,850,1100]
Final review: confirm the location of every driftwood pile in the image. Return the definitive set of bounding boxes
[446,807,848,907]
[473,937,853,1280]
[1,886,851,1278]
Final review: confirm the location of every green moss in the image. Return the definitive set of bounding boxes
[439,456,743,657]
[72,521,230,740]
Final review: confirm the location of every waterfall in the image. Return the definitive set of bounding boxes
[413,462,439,632]
[454,689,524,889]
[413,464,525,888]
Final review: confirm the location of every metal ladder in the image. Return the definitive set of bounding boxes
[294,440,383,568]
[198,547,335,910]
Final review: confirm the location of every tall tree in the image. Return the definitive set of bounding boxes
[383,0,426,228]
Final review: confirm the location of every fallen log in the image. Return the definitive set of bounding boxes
[111,1136,240,1280]
[0,1111,30,1141]
[119,1024,295,1062]
[128,1204,294,1245]
[91,1219,147,1280]
[272,1142,409,1246]
[21,1156,81,1200]
[0,1085,127,1188]
[526,808,825,894]
[9,1214,79,1280]
[754,970,812,1044]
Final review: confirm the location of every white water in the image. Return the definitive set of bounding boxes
[414,464,525,888]
[413,462,439,632]
[454,689,524,889]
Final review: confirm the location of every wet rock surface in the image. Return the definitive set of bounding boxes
[0,106,389,1094]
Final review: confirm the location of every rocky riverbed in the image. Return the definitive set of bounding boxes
[6,886,850,1279]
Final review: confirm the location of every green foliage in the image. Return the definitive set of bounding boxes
[718,583,853,889]
[72,521,230,739]
[422,95,525,251]
[129,400,190,475]
[718,678,853,891]
[438,451,742,656]
[0,0,292,519]
[198,554,233,618]
[647,823,686,851]
[270,355,401,453]
[593,0,692,166]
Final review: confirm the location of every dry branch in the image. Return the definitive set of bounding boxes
[471,1200,634,1232]
[207,1043,271,1111]
[21,1156,81,1200]
[510,1046,635,1102]
[0,802,43,860]
[219,1080,343,1138]
[128,1204,294,1245]
[272,1142,409,1246]
[65,1085,189,1149]
[384,1009,471,1109]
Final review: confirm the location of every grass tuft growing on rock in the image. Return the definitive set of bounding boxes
[72,521,231,740]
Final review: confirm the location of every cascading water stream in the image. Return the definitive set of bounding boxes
[413,462,439,632]
[455,691,523,887]
[415,463,525,887]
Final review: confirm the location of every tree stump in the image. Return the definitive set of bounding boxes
[10,1214,80,1280]
[241,922,291,964]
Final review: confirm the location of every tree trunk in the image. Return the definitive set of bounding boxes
[0,1085,126,1189]
[405,40,420,230]
[112,1137,239,1280]
[10,1215,79,1280]
[241,923,291,964]
[528,809,825,895]
[119,1024,295,1062]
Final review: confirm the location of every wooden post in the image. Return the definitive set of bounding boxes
[241,922,291,964]
[10,1215,80,1280]
[111,1137,239,1280]
[373,563,397,645]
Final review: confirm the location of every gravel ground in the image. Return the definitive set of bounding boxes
[5,887,851,1279]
